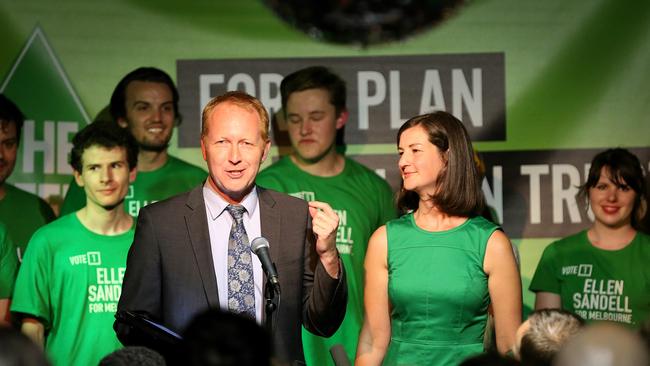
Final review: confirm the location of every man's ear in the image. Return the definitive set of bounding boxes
[128,167,137,183]
[73,169,84,188]
[335,110,349,130]
[200,138,208,162]
[117,117,128,129]
[261,139,271,163]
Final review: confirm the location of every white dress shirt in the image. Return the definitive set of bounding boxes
[203,184,264,323]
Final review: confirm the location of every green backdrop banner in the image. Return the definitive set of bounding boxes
[1,0,648,313]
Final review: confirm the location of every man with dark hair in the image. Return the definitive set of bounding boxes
[0,94,55,325]
[513,309,584,366]
[257,66,395,364]
[11,121,138,366]
[0,94,56,258]
[61,67,206,217]
[117,91,347,365]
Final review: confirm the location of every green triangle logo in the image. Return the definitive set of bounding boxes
[1,26,90,201]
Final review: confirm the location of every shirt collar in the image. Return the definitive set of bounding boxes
[202,182,259,221]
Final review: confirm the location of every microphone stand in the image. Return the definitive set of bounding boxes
[264,278,281,335]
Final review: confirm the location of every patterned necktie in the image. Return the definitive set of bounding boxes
[225,204,256,319]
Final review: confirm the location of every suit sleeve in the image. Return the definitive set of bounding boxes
[301,211,348,337]
[115,207,163,344]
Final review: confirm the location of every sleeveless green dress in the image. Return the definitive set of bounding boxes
[385,214,498,365]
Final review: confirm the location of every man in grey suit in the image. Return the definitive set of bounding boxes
[116,91,347,364]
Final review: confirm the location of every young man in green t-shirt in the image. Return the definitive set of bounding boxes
[0,94,56,260]
[11,121,138,366]
[61,67,206,217]
[256,66,395,365]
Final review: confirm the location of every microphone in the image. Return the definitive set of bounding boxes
[250,237,280,293]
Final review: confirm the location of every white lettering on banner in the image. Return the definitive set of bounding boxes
[521,163,601,225]
[420,70,445,115]
[357,71,386,130]
[200,74,224,117]
[227,73,255,95]
[552,164,581,223]
[197,68,485,132]
[584,163,595,222]
[22,120,54,173]
[389,71,407,129]
[199,73,282,125]
[259,73,283,117]
[56,121,77,174]
[359,69,484,130]
[521,164,550,224]
[482,166,503,224]
[20,120,78,175]
[452,68,482,127]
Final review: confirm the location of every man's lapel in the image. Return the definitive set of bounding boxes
[185,186,220,307]
[258,187,281,265]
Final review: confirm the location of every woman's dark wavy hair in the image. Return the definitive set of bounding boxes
[396,111,484,216]
[578,148,648,231]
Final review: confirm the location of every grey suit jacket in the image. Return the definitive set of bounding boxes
[116,185,347,363]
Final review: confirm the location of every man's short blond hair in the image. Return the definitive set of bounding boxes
[201,91,269,141]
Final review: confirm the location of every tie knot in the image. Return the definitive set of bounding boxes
[226,204,246,222]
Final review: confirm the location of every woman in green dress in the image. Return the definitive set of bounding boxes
[356,112,521,365]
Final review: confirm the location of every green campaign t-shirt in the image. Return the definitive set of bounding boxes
[0,222,18,298]
[530,230,650,327]
[0,184,56,258]
[60,155,206,216]
[257,156,396,365]
[11,213,135,366]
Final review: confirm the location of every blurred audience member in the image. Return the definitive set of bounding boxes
[459,352,519,366]
[513,309,584,366]
[0,327,50,366]
[181,309,271,366]
[99,346,165,366]
[554,322,649,366]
